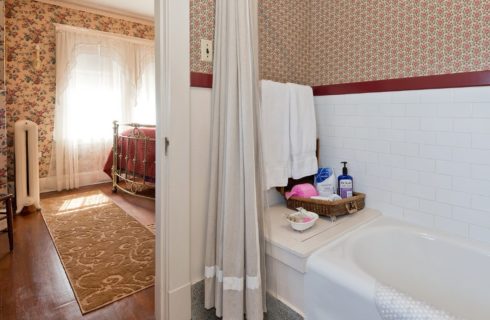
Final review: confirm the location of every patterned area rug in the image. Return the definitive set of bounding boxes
[146,223,156,233]
[41,190,155,314]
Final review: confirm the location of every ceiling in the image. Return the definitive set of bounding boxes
[57,0,154,21]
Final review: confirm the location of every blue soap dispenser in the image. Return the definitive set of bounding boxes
[338,161,353,199]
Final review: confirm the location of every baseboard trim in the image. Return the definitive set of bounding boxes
[39,173,111,193]
[170,283,192,320]
[267,290,305,319]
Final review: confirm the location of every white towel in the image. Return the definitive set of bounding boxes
[260,80,291,190]
[288,83,318,179]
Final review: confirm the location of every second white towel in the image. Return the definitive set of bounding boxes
[288,82,318,179]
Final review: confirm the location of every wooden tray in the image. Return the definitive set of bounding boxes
[286,192,366,221]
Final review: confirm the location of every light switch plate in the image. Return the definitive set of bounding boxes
[200,39,213,62]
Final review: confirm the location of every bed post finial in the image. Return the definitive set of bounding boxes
[112,121,119,193]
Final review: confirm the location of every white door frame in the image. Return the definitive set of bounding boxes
[155,0,192,319]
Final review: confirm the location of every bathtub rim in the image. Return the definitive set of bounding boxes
[312,216,490,261]
[305,215,490,320]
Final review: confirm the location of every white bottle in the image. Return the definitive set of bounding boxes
[315,168,336,196]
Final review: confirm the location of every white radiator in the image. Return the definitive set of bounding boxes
[15,120,41,213]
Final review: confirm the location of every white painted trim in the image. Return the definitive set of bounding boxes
[155,0,169,317]
[54,23,154,44]
[39,172,110,193]
[169,283,192,320]
[155,0,191,318]
[34,0,154,26]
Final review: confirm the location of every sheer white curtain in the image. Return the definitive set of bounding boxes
[204,0,266,319]
[50,25,155,191]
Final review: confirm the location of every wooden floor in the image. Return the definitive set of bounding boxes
[0,184,155,320]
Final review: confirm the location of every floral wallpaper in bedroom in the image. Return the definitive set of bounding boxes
[0,0,6,194]
[0,92,6,195]
[5,0,154,184]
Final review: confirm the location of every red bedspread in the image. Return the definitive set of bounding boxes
[103,127,156,181]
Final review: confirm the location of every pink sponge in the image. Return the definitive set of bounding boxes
[285,183,319,200]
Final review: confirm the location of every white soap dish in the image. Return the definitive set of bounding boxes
[286,208,319,232]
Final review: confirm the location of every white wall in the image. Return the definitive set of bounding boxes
[316,86,490,244]
[190,87,212,283]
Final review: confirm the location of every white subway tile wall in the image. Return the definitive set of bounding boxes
[316,86,490,244]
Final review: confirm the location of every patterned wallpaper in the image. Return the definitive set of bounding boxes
[259,0,311,84]
[0,0,6,194]
[5,0,154,182]
[190,0,311,85]
[191,0,490,86]
[0,90,5,194]
[190,0,214,75]
[309,0,490,86]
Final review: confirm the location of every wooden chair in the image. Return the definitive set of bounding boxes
[0,194,14,251]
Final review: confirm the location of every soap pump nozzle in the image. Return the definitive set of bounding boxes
[341,161,348,175]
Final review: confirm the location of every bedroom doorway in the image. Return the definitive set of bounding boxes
[0,0,193,318]
[1,1,161,319]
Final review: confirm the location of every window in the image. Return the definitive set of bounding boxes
[50,25,155,191]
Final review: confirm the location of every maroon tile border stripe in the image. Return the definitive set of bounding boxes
[190,72,213,88]
[191,70,490,95]
[312,70,490,96]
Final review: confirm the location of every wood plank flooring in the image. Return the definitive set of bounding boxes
[0,184,155,320]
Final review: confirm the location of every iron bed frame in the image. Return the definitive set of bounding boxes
[111,121,156,200]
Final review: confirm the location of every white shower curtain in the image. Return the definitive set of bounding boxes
[204,0,266,319]
[52,25,155,191]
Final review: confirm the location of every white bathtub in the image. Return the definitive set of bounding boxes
[305,216,490,320]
